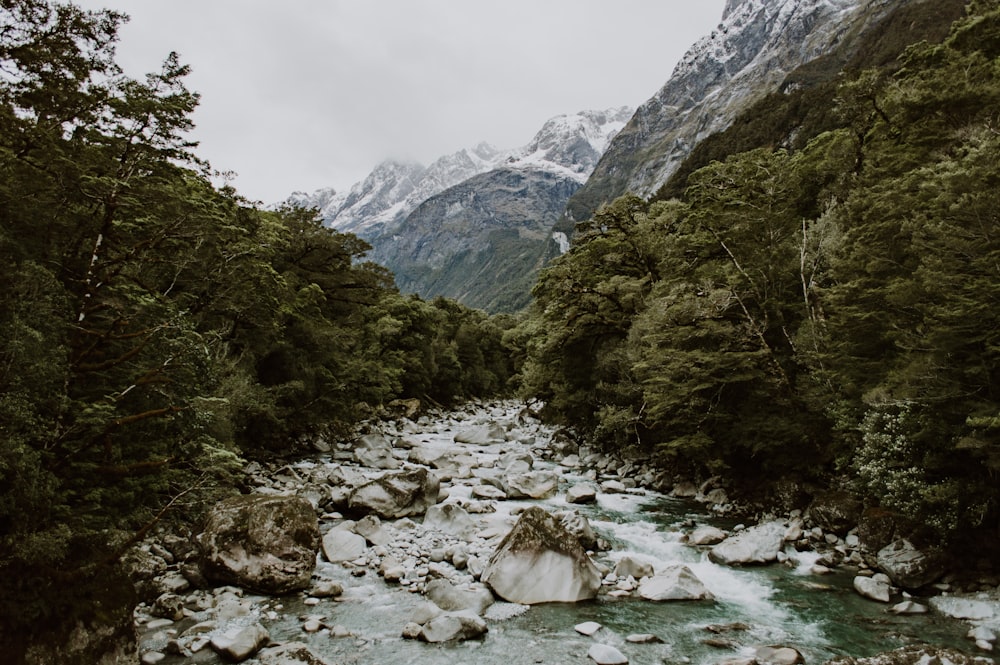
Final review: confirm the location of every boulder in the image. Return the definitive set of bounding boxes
[454,423,505,445]
[423,503,477,541]
[708,521,786,566]
[808,490,862,536]
[566,483,598,504]
[875,539,943,589]
[929,595,998,621]
[853,575,891,603]
[348,467,440,519]
[575,621,603,636]
[756,646,804,665]
[638,564,714,601]
[321,529,366,563]
[257,642,332,665]
[353,515,391,546]
[556,509,599,551]
[210,623,269,662]
[472,484,507,500]
[418,611,488,643]
[588,643,629,665]
[353,432,400,469]
[199,495,319,594]
[688,525,727,546]
[505,470,559,499]
[614,556,654,580]
[425,579,494,615]
[482,506,601,604]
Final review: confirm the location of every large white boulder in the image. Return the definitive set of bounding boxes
[424,503,477,541]
[353,432,400,469]
[348,467,440,518]
[482,506,601,604]
[199,495,319,594]
[321,529,366,563]
[708,520,786,566]
[638,564,714,601]
[505,470,558,499]
[418,611,488,643]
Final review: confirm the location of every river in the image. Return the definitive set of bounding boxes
[141,402,979,664]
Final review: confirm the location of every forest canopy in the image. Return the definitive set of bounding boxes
[520,0,1000,544]
[0,0,516,639]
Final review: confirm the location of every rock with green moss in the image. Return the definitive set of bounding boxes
[198,495,319,595]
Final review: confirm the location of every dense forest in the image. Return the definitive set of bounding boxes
[0,0,517,646]
[521,0,1000,544]
[2,0,1000,659]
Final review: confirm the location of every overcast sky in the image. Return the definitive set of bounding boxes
[72,1,726,204]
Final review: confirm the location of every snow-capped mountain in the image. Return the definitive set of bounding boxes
[567,0,899,220]
[288,107,631,240]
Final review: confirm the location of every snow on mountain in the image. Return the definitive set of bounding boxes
[287,107,631,237]
[568,0,898,219]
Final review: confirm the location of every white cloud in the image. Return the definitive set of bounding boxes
[72,0,725,203]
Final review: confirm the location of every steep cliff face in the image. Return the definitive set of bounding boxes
[372,167,578,312]
[566,0,898,221]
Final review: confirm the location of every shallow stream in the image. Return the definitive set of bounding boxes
[147,408,975,664]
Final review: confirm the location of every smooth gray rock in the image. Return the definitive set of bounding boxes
[210,623,269,662]
[505,470,558,499]
[424,503,477,541]
[482,506,601,604]
[638,564,714,601]
[257,641,332,664]
[425,579,494,615]
[566,483,597,504]
[613,556,654,580]
[708,520,786,566]
[418,611,488,643]
[853,575,891,603]
[688,525,727,546]
[321,529,366,564]
[348,467,440,518]
[588,643,628,665]
[353,432,400,469]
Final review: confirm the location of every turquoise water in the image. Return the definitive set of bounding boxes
[238,490,970,665]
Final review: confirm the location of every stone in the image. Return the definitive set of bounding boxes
[482,506,601,604]
[588,643,629,665]
[875,539,943,589]
[626,633,663,643]
[150,593,185,621]
[141,652,166,665]
[708,521,786,566]
[505,470,559,499]
[353,432,400,469]
[688,525,727,546]
[613,556,654,580]
[755,646,804,665]
[671,481,698,498]
[401,622,423,640]
[424,503,477,541]
[310,580,343,598]
[566,483,598,504]
[418,611,488,643]
[601,479,627,494]
[199,495,319,594]
[210,623,270,662]
[557,509,599,550]
[454,423,505,445]
[353,514,392,546]
[425,579,495,615]
[638,564,714,601]
[257,641,333,665]
[472,484,507,500]
[575,621,603,636]
[888,600,927,615]
[853,575,891,603]
[321,529,367,563]
[348,467,440,519]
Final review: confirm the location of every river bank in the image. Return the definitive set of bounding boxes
[130,400,999,664]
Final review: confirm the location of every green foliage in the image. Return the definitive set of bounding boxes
[0,1,516,649]
[522,1,1000,541]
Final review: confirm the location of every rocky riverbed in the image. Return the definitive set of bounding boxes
[128,400,1000,665]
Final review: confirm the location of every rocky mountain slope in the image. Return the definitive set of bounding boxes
[289,108,631,312]
[565,0,902,222]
